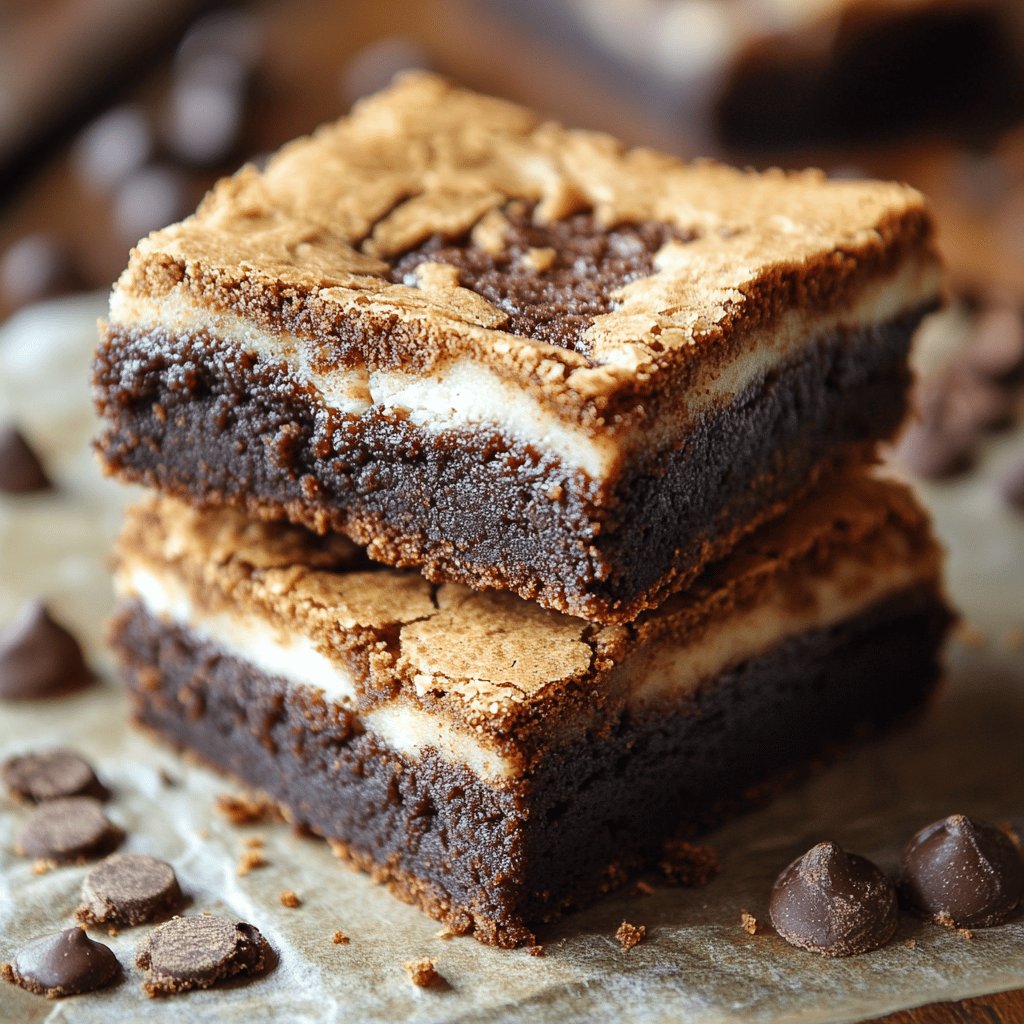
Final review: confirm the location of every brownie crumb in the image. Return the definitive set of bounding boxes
[936,911,957,929]
[215,792,277,825]
[331,930,350,946]
[279,890,300,908]
[904,939,918,950]
[659,839,720,887]
[740,910,759,935]
[615,921,646,951]
[634,880,656,896]
[527,945,545,958]
[958,928,976,940]
[236,850,266,877]
[404,958,444,988]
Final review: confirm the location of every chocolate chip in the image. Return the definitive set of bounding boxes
[999,451,1024,511]
[113,165,191,246]
[71,106,155,194]
[0,234,83,310]
[2,749,106,804]
[769,841,898,956]
[136,916,267,997]
[1,927,120,998]
[16,797,123,863]
[899,814,1024,927]
[0,601,93,700]
[0,425,50,493]
[77,854,182,927]
[965,304,1024,381]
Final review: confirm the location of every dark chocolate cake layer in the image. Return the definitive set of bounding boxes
[112,590,951,947]
[94,305,921,623]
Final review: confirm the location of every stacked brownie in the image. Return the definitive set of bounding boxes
[93,73,953,946]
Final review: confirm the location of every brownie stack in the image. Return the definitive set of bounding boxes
[93,74,953,947]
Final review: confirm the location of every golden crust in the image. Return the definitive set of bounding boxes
[111,73,941,419]
[114,469,944,753]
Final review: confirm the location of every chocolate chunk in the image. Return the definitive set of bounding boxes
[77,853,182,927]
[136,916,267,997]
[899,814,1024,927]
[0,425,50,493]
[0,234,83,310]
[2,749,105,804]
[0,601,93,700]
[999,452,1024,511]
[1,928,120,998]
[769,841,898,956]
[16,797,123,863]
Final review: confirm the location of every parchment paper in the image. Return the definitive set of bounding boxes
[1,296,1022,1024]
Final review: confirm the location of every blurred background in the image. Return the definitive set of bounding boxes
[2,0,1024,493]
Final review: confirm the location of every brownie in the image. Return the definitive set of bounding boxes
[109,470,952,947]
[94,73,942,623]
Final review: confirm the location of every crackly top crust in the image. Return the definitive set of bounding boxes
[115,469,944,764]
[110,72,940,421]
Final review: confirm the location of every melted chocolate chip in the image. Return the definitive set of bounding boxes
[0,601,93,700]
[16,797,123,863]
[769,841,898,957]
[0,426,51,493]
[77,854,182,927]
[136,916,267,997]
[390,204,684,355]
[899,814,1024,927]
[1,928,120,998]
[2,749,106,804]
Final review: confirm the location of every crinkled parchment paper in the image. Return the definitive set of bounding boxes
[1,296,1022,1024]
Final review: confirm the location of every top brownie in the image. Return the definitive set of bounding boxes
[94,73,942,623]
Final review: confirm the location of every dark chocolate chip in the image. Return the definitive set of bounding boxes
[136,916,267,997]
[2,749,106,804]
[899,814,1024,927]
[0,234,83,310]
[113,165,191,246]
[769,841,898,957]
[965,304,1024,381]
[1,927,120,998]
[0,425,50,493]
[999,451,1024,512]
[77,854,182,927]
[0,601,93,700]
[16,797,123,863]
[71,106,155,194]
[339,37,433,106]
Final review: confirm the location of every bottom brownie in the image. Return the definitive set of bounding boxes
[112,589,951,947]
